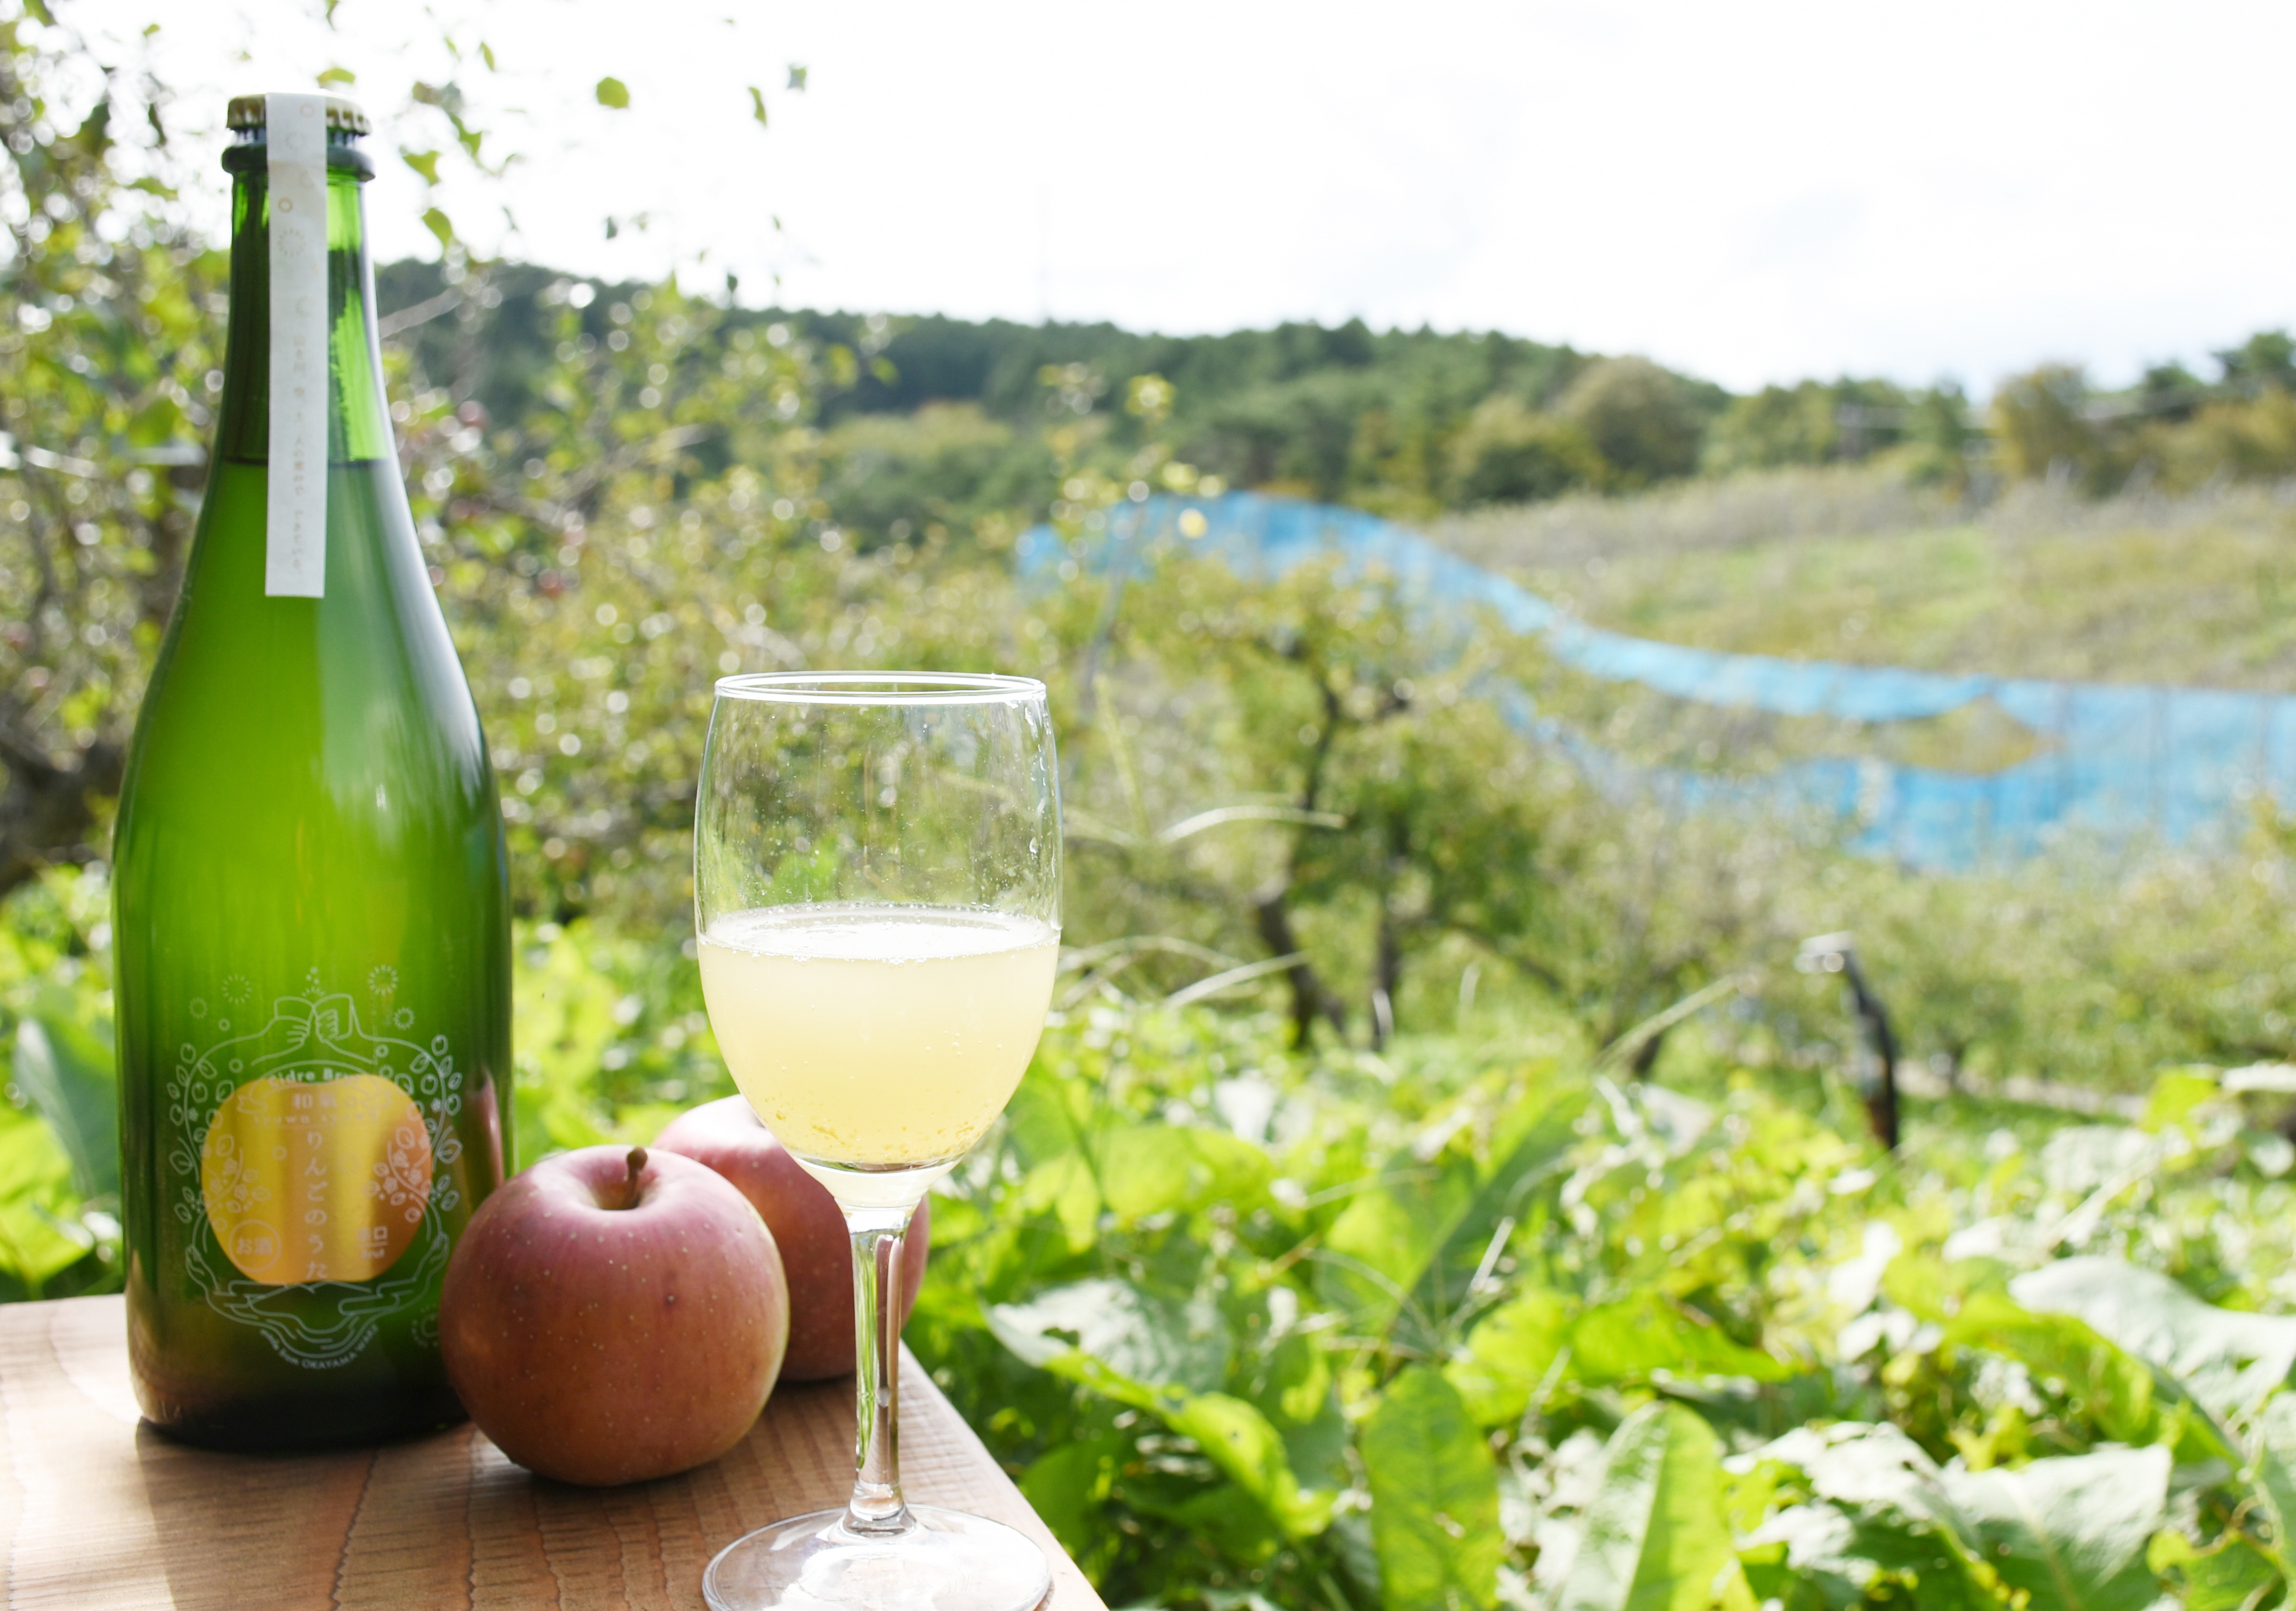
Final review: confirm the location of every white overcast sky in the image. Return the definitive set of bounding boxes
[64,0,2296,393]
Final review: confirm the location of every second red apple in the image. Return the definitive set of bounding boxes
[653,1095,931,1380]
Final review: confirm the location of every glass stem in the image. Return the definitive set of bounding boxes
[845,1204,916,1534]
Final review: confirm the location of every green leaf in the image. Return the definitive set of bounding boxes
[1099,1123,1270,1226]
[989,1280,1331,1539]
[1320,1153,1475,1333]
[1020,1435,1118,1563]
[2149,1529,2282,1611]
[1554,1401,1756,1611]
[1323,1075,1583,1344]
[13,998,118,1200]
[1941,1445,2169,1611]
[594,76,630,109]
[401,148,442,186]
[747,86,768,128]
[2142,1066,2221,1133]
[2012,1257,2296,1423]
[2237,1395,2296,1576]
[1735,1508,1884,1610]
[315,65,355,86]
[1747,1423,1987,1597]
[2014,1254,2296,1568]
[0,1106,92,1295]
[988,1277,1226,1392]
[421,207,454,253]
[1016,1153,1099,1254]
[1448,1287,1573,1424]
[1570,1292,1790,1385]
[1359,1367,1503,1611]
[1882,1249,2012,1323]
[1164,1391,1335,1538]
[1251,1327,1334,1427]
[1942,1290,2155,1443]
[1001,1058,1100,1167]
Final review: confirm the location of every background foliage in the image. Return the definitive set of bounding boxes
[5,7,2296,1608]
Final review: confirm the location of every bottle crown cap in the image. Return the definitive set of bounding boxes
[226,94,370,135]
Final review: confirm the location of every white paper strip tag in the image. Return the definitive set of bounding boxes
[265,92,329,598]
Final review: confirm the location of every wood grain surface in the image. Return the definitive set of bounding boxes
[0,1295,1103,1611]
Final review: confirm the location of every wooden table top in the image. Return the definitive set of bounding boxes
[0,1295,1103,1611]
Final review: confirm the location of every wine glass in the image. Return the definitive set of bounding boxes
[694,671,1061,1611]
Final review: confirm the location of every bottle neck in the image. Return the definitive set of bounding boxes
[215,140,394,466]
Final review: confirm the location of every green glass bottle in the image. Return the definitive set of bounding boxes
[112,93,511,1450]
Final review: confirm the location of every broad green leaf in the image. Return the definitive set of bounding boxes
[1736,1506,1888,1609]
[13,997,118,1198]
[594,76,630,109]
[401,148,442,185]
[1448,1286,1574,1425]
[747,85,768,128]
[1943,1290,2154,1443]
[1320,1152,1475,1333]
[1016,1153,1099,1253]
[1750,1423,1987,1597]
[2237,1394,2296,1576]
[1162,1483,1285,1564]
[1317,1076,1579,1341]
[1020,1435,1118,1564]
[1940,1445,2169,1611]
[0,1105,91,1294]
[1882,1250,2012,1323]
[1570,1292,1790,1384]
[1359,1367,1502,1611]
[1165,1391,1335,1538]
[1447,1069,1586,1235]
[1099,1123,1271,1225]
[522,1083,611,1157]
[1001,1061,1100,1168]
[2142,1067,2221,1133]
[1246,1328,1348,1502]
[2014,1255,2296,1569]
[1250,1328,1334,1426]
[990,1281,1330,1539]
[2149,1529,2282,1611]
[2012,1257,2296,1423]
[421,207,454,253]
[988,1277,1226,1392]
[1555,1401,1756,1611]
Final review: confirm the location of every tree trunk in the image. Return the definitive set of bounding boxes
[1841,954,1901,1151]
[1370,904,1403,1051]
[1255,886,1345,1048]
[0,728,125,899]
[1629,1024,1668,1079]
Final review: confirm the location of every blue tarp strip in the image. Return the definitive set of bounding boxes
[1019,493,2291,868]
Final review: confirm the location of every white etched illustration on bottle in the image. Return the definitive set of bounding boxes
[168,967,467,1369]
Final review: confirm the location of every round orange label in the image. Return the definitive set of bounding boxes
[199,1073,434,1285]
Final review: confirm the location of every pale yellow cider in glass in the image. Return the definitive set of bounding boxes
[697,905,1059,1168]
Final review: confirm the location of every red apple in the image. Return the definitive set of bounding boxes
[653,1095,931,1381]
[440,1144,788,1486]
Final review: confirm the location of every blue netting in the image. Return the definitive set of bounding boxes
[1019,494,2291,868]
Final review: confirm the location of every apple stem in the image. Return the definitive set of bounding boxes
[622,1146,648,1209]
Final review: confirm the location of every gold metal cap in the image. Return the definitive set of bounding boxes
[225,94,370,135]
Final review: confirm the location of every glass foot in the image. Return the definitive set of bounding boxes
[703,1505,1053,1611]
